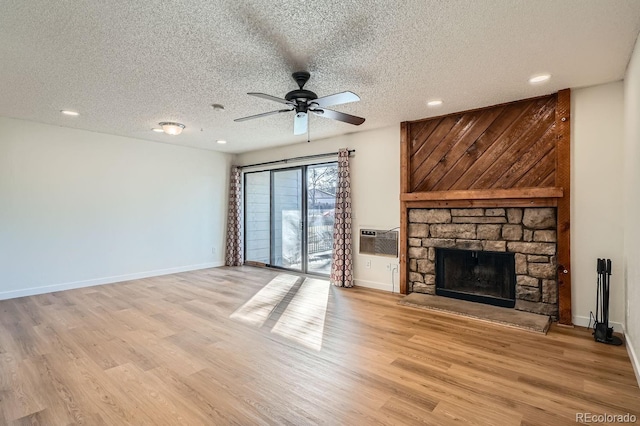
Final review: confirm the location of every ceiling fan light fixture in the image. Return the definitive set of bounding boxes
[427,99,443,107]
[159,122,185,135]
[529,74,551,84]
[235,71,365,134]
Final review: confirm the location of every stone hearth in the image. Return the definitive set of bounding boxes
[407,207,558,318]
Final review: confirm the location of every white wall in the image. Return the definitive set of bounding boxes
[571,82,626,330]
[236,126,401,292]
[0,117,231,298]
[624,33,640,383]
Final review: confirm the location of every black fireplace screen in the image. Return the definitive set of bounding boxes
[435,248,516,308]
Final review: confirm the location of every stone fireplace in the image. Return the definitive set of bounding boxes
[407,207,558,318]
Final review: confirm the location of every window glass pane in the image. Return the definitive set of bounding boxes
[272,169,302,270]
[245,171,270,264]
[307,163,337,275]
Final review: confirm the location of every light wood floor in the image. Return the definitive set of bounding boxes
[0,266,638,425]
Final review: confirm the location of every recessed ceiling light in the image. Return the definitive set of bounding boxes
[529,74,551,84]
[152,128,164,133]
[216,140,227,144]
[61,110,79,116]
[427,99,443,107]
[158,122,185,135]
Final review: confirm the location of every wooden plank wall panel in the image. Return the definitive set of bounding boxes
[408,95,557,192]
[417,107,506,192]
[555,89,572,325]
[470,98,556,190]
[400,123,410,294]
[431,103,526,191]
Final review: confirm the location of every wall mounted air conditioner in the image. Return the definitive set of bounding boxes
[359,228,399,257]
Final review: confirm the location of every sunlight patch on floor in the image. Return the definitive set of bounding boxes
[230,274,299,327]
[270,277,330,351]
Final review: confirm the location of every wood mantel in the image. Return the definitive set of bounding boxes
[400,187,563,202]
[399,90,572,325]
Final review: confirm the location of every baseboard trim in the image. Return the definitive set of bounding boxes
[572,315,624,333]
[354,279,394,293]
[573,316,639,387]
[625,331,640,388]
[0,261,224,300]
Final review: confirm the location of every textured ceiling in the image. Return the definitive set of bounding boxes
[1,0,639,154]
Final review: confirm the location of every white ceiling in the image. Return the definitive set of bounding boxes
[1,1,639,154]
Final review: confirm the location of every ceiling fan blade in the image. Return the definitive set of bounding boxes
[234,109,292,122]
[312,91,360,108]
[248,92,294,105]
[311,108,365,125]
[293,112,308,135]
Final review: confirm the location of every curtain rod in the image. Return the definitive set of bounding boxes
[237,149,355,170]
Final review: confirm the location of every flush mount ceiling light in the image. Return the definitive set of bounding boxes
[61,110,79,116]
[427,99,443,107]
[529,74,551,84]
[158,122,185,135]
[216,140,227,144]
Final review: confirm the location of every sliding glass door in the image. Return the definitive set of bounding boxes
[244,163,337,275]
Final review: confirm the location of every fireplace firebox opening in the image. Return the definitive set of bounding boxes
[435,248,516,308]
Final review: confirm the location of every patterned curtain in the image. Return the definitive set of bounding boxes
[225,166,243,266]
[330,149,354,287]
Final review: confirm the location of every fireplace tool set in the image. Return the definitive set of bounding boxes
[593,258,622,345]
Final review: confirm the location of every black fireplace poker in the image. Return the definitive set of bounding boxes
[593,258,623,346]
